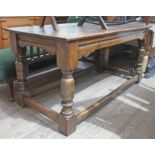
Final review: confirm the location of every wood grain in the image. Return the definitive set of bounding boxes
[7,21,149,136]
[6,22,148,41]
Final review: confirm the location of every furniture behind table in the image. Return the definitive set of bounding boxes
[0,16,68,49]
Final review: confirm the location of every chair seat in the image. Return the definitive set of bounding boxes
[0,48,16,81]
[0,48,56,81]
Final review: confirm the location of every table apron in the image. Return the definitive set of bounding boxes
[18,34,58,55]
[78,32,144,59]
[18,40,57,55]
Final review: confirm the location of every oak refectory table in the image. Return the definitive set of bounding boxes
[6,22,150,136]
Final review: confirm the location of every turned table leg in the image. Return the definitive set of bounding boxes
[58,71,76,136]
[137,40,146,82]
[57,41,78,136]
[15,47,28,107]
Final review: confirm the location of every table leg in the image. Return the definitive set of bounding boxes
[57,42,78,136]
[58,70,76,136]
[137,40,145,82]
[97,47,110,72]
[15,47,28,107]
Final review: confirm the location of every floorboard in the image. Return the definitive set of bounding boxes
[0,70,155,139]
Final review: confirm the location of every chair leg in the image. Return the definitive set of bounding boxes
[7,80,14,102]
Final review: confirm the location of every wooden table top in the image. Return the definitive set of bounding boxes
[6,22,149,41]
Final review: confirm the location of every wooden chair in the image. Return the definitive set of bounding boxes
[0,17,81,101]
[0,47,56,101]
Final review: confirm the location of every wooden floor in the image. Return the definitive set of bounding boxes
[0,70,155,139]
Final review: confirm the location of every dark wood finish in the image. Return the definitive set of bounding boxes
[54,16,68,23]
[7,22,148,41]
[58,71,77,135]
[40,16,58,31]
[144,28,152,57]
[30,64,96,97]
[137,40,145,82]
[78,16,109,30]
[29,67,60,97]
[97,47,110,72]
[24,96,59,122]
[105,66,131,75]
[15,44,29,107]
[40,16,46,27]
[34,16,68,25]
[7,22,149,136]
[103,48,110,66]
[96,48,105,72]
[31,80,60,97]
[7,80,14,102]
